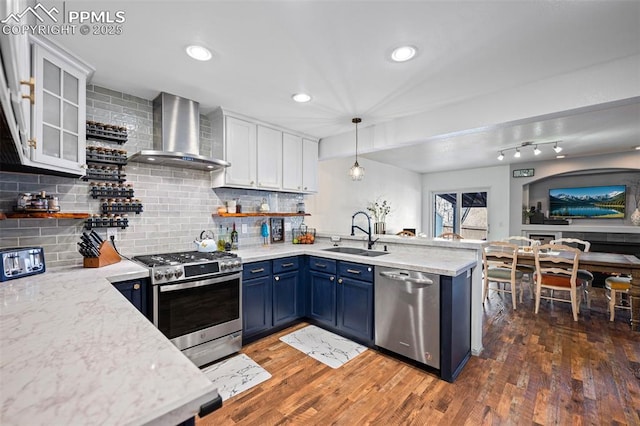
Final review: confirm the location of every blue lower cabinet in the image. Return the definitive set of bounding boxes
[242,258,303,343]
[308,270,336,327]
[242,275,272,339]
[337,276,373,344]
[112,278,149,319]
[307,258,374,346]
[273,270,299,326]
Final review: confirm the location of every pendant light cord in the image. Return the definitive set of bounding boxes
[352,117,362,163]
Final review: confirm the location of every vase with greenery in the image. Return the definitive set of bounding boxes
[522,206,535,224]
[367,198,390,234]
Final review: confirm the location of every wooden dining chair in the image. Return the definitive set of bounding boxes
[604,276,631,321]
[438,232,463,240]
[502,236,540,301]
[550,238,595,308]
[482,242,523,310]
[534,243,582,321]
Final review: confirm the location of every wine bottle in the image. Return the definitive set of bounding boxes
[231,222,239,250]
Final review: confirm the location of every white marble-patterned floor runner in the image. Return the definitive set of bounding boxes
[279,325,367,369]
[202,353,271,401]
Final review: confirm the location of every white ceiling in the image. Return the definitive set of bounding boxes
[48,0,640,172]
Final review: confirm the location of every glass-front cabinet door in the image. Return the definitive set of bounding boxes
[31,41,87,175]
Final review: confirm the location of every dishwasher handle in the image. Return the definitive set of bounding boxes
[379,270,434,286]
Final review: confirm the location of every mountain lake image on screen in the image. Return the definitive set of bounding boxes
[549,185,626,219]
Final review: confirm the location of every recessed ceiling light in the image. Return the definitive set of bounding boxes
[391,45,417,62]
[186,45,212,61]
[292,93,311,103]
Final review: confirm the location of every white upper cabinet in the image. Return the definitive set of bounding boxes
[223,116,257,187]
[0,0,31,155]
[0,28,92,176]
[282,133,303,191]
[211,108,318,193]
[302,138,318,192]
[256,125,282,190]
[31,40,89,175]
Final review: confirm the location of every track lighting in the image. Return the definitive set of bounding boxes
[496,140,562,161]
[553,143,562,153]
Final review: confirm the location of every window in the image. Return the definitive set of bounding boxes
[433,191,488,240]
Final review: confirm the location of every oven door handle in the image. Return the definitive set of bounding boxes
[159,273,241,292]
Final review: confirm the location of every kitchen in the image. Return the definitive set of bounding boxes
[1,1,640,425]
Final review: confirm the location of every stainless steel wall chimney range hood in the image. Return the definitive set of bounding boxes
[128,92,230,171]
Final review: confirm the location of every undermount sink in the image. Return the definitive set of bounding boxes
[322,247,389,257]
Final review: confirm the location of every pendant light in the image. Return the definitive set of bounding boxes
[349,117,365,180]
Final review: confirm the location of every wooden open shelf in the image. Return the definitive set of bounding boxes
[2,212,90,219]
[212,212,310,218]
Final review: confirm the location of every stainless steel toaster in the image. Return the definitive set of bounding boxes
[1,247,46,282]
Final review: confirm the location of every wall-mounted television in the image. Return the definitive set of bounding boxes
[549,185,626,219]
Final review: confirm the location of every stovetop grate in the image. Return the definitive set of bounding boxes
[133,251,238,267]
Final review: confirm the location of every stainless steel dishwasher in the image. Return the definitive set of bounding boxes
[375,267,440,369]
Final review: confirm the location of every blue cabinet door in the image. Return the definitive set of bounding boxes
[337,276,374,344]
[273,270,299,326]
[308,270,336,327]
[112,279,149,319]
[242,275,272,339]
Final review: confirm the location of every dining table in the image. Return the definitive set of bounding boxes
[516,249,640,330]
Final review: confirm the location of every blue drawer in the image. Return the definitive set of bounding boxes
[273,256,299,273]
[309,256,337,274]
[242,261,272,280]
[338,261,373,282]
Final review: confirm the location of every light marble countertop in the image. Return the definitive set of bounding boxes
[0,238,479,426]
[236,241,478,276]
[0,260,218,426]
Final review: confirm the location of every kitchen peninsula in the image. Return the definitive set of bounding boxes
[0,236,479,425]
[0,261,220,426]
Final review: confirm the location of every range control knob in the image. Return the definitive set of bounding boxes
[174,268,183,278]
[164,269,174,279]
[233,260,241,269]
[154,270,164,281]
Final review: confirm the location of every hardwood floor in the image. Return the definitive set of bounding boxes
[197,289,640,425]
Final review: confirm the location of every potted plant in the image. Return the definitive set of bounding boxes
[367,198,391,234]
[522,205,535,224]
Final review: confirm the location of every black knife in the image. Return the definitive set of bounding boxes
[86,231,102,248]
[80,234,93,249]
[77,242,96,258]
[90,230,103,245]
[79,239,99,257]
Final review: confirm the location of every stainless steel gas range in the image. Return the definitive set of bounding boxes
[133,251,243,367]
